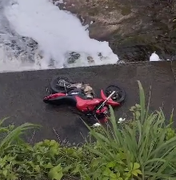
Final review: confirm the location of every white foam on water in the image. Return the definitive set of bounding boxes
[0,0,119,72]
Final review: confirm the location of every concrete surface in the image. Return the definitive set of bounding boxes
[0,61,176,144]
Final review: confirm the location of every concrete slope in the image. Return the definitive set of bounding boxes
[0,61,176,144]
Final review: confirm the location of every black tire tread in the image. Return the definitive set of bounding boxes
[50,75,73,93]
[104,84,126,103]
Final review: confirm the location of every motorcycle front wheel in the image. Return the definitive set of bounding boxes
[104,84,126,103]
[50,75,73,93]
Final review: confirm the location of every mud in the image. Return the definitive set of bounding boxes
[55,0,176,62]
[0,61,176,144]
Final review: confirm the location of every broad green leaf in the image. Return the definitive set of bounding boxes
[48,164,63,180]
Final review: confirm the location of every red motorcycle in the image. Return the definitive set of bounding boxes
[43,76,126,127]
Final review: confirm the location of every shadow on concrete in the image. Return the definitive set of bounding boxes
[0,61,176,144]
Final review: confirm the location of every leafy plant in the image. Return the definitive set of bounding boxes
[0,117,40,155]
[0,118,41,180]
[81,81,176,180]
[0,119,88,180]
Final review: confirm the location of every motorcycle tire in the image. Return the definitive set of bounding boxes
[104,84,126,103]
[50,75,74,93]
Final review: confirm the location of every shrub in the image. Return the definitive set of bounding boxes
[0,119,40,180]
[0,118,89,180]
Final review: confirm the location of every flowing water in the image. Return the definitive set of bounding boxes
[0,0,122,72]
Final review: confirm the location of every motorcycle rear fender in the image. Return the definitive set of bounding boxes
[100,90,119,106]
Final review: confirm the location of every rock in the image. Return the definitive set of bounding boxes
[53,0,176,62]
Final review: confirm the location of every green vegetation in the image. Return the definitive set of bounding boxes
[0,81,176,180]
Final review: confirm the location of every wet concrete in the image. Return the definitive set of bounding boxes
[0,61,176,144]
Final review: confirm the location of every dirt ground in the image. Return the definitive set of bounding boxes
[54,0,176,62]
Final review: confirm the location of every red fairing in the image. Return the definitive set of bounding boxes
[100,90,119,106]
[44,93,66,100]
[75,96,103,112]
[96,106,108,114]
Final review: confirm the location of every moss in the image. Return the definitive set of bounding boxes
[121,6,132,16]
[170,30,176,38]
[154,21,169,32]
[88,7,100,16]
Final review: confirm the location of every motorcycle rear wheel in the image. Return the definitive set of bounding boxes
[104,84,126,103]
[50,75,74,93]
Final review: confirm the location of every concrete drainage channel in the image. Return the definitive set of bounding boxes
[0,61,176,144]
